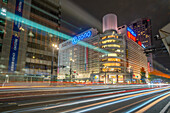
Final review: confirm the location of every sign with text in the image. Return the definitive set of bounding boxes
[72,30,92,45]
[8,35,20,72]
[13,0,24,32]
[127,27,142,47]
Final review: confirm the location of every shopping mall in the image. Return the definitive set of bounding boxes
[58,14,148,84]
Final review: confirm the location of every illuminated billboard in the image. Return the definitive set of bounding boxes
[127,27,143,47]
[72,30,92,45]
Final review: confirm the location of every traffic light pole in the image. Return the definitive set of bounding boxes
[51,48,54,85]
[70,61,72,81]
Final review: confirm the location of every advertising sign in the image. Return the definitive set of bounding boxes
[72,30,92,45]
[127,27,144,47]
[13,0,24,32]
[8,35,20,72]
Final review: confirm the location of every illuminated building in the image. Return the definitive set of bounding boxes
[58,28,99,80]
[128,18,153,72]
[59,14,148,83]
[0,0,62,75]
[118,25,148,82]
[128,18,152,48]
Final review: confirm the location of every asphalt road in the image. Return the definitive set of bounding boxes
[0,85,169,113]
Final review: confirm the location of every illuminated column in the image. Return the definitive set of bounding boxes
[103,14,117,33]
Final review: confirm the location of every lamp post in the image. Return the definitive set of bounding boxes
[104,66,108,84]
[51,44,59,83]
[69,59,74,82]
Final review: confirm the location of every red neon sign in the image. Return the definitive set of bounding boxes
[127,31,136,42]
[138,41,142,46]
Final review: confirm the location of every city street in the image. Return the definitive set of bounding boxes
[0,0,170,113]
[0,85,169,113]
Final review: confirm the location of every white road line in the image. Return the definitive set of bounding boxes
[160,101,170,113]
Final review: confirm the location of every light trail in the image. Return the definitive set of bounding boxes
[0,10,110,54]
[63,88,169,113]
[126,91,170,113]
[4,87,167,113]
[18,90,125,107]
[134,93,170,113]
[108,93,161,113]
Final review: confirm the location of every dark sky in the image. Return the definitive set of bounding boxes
[61,0,170,71]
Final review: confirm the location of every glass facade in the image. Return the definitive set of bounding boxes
[99,30,126,83]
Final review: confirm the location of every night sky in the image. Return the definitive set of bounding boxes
[61,0,170,72]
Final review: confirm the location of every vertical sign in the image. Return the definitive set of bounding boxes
[8,0,24,72]
[84,47,88,71]
[13,0,24,32]
[148,62,150,72]
[8,35,20,72]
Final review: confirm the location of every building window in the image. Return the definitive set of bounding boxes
[102,39,116,44]
[0,17,5,26]
[0,29,4,39]
[2,0,8,4]
[103,63,121,67]
[108,53,117,57]
[102,44,120,48]
[108,58,121,61]
[0,43,2,52]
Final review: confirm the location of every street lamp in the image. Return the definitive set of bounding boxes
[51,44,59,82]
[104,66,108,84]
[69,59,74,81]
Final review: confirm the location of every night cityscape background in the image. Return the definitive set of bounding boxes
[0,0,169,113]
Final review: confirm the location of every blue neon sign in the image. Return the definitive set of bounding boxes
[127,27,137,37]
[142,44,145,48]
[72,31,92,44]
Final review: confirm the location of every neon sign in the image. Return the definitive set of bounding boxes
[127,27,136,37]
[127,27,137,42]
[127,31,136,42]
[138,41,142,46]
[127,27,144,47]
[72,31,92,45]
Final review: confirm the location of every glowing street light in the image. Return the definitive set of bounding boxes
[51,44,59,78]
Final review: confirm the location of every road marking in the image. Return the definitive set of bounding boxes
[8,102,17,105]
[0,88,122,99]
[3,87,168,113]
[19,90,125,106]
[126,91,170,113]
[160,101,170,113]
[135,94,170,113]
[108,93,160,113]
[62,88,165,113]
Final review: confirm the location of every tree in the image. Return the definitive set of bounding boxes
[140,67,146,83]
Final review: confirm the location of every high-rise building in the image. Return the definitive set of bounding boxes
[0,0,62,76]
[59,14,148,84]
[128,18,152,47]
[128,18,153,72]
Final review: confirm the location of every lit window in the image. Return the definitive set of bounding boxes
[108,53,117,57]
[108,58,121,61]
[103,63,121,67]
[102,36,107,39]
[115,49,121,52]
[102,39,116,44]
[108,35,115,38]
